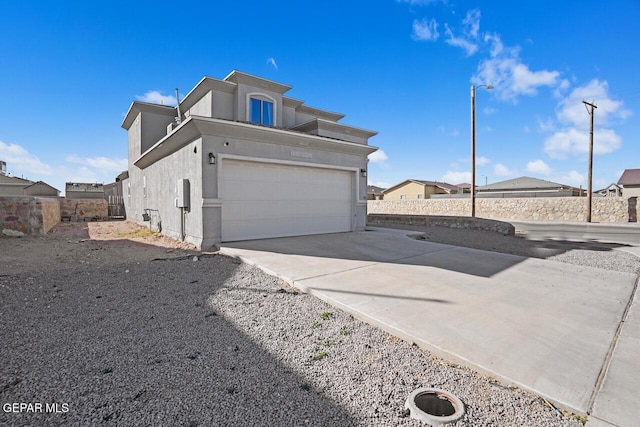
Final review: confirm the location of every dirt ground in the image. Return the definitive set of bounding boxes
[0,220,198,275]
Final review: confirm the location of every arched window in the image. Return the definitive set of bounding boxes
[247,93,276,126]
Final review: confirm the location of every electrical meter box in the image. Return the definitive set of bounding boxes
[176,178,190,208]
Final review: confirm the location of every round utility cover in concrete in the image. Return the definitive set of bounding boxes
[404,388,465,426]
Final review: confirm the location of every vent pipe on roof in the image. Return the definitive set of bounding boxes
[175,88,182,125]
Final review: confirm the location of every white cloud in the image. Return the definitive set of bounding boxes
[523,125,530,133]
[462,9,481,38]
[552,170,585,188]
[444,24,478,56]
[65,155,128,174]
[473,53,560,102]
[538,117,555,132]
[67,166,99,183]
[526,159,552,175]
[397,0,446,4]
[0,140,53,176]
[483,106,496,115]
[368,150,389,169]
[267,57,278,70]
[476,156,491,166]
[136,90,177,106]
[412,18,439,41]
[494,163,514,176]
[368,180,391,189]
[441,170,471,184]
[484,33,504,57]
[556,79,631,128]
[543,127,621,159]
[437,125,460,137]
[553,78,571,98]
[543,80,629,159]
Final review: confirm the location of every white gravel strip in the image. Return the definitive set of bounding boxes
[0,250,588,426]
[382,224,640,275]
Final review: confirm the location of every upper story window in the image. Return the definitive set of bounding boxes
[250,98,274,125]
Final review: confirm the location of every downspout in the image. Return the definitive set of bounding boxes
[180,207,185,241]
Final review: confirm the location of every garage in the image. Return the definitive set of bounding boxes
[220,159,354,242]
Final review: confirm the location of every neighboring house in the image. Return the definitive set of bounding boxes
[104,180,124,199]
[456,183,471,194]
[0,161,59,197]
[595,183,622,197]
[475,176,581,198]
[367,185,385,200]
[23,181,60,197]
[617,169,640,198]
[65,182,105,199]
[121,70,377,248]
[383,179,459,201]
[104,173,127,219]
[0,174,33,196]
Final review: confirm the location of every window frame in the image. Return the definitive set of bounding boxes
[246,93,277,126]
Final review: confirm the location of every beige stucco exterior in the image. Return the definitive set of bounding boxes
[622,186,640,199]
[383,181,453,201]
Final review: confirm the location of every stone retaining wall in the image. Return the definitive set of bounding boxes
[368,197,634,223]
[39,198,61,234]
[60,199,108,219]
[0,196,63,235]
[1,197,108,236]
[368,214,515,235]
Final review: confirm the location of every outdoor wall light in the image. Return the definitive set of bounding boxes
[208,153,216,165]
[360,168,367,177]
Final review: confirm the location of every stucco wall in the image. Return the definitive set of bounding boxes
[126,138,204,247]
[0,196,60,235]
[0,184,27,196]
[623,186,640,199]
[368,197,634,223]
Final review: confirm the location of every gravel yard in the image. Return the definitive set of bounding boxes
[2,220,630,426]
[380,223,640,275]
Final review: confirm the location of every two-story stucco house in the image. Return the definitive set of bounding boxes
[121,70,378,248]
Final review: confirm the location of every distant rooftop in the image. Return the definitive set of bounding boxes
[477,176,576,191]
[618,169,640,186]
[65,182,104,193]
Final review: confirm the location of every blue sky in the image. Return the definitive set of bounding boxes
[1,1,639,194]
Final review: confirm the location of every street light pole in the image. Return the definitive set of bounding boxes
[471,85,476,217]
[471,84,493,218]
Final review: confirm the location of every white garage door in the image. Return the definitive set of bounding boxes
[220,159,353,242]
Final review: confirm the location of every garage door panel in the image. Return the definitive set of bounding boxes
[221,160,353,241]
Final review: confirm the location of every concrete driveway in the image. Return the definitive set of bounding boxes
[221,227,639,426]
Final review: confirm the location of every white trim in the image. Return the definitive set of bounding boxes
[202,198,222,208]
[246,92,277,125]
[217,154,363,200]
[217,154,362,233]
[219,157,360,239]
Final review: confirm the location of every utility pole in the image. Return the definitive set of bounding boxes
[470,84,493,218]
[583,100,597,223]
